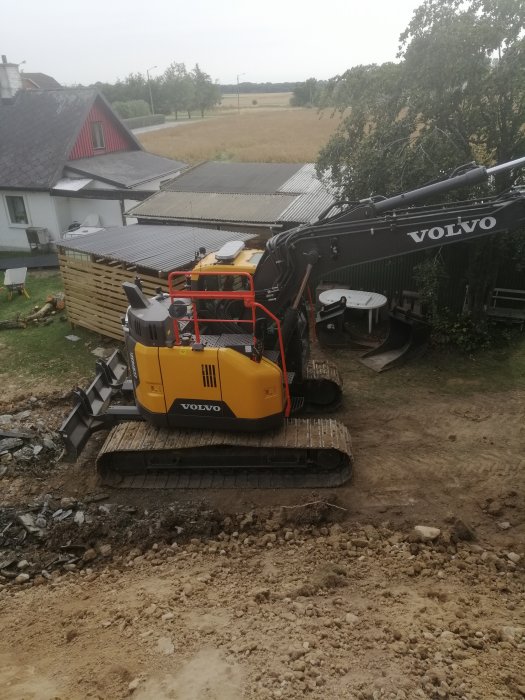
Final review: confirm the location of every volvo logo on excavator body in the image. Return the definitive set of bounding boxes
[406,216,497,244]
[181,403,221,412]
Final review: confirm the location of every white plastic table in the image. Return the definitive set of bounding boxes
[318,288,387,334]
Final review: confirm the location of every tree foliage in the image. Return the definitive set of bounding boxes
[318,0,525,196]
[317,0,525,315]
[94,61,220,118]
[290,78,324,107]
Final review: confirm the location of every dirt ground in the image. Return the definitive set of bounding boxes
[0,347,523,700]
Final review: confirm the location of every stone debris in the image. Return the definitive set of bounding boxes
[0,409,62,477]
[414,525,441,541]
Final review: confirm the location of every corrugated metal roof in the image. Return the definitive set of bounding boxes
[164,161,304,194]
[129,191,296,224]
[278,164,322,194]
[58,224,254,273]
[278,189,337,223]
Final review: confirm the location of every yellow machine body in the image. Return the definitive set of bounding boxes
[129,340,285,431]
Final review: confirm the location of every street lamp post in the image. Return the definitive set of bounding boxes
[236,73,246,114]
[146,65,157,115]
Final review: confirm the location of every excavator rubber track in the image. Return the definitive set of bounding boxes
[303,359,343,412]
[97,417,353,489]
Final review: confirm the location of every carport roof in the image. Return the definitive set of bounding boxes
[58,224,255,274]
[163,161,304,194]
[127,191,297,224]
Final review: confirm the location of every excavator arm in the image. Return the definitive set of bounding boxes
[253,159,525,317]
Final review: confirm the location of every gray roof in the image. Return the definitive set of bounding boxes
[22,73,62,89]
[0,89,98,189]
[58,224,255,273]
[0,88,149,190]
[129,191,297,224]
[65,151,187,189]
[164,161,304,194]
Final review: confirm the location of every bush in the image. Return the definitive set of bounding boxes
[112,99,151,118]
[431,311,517,354]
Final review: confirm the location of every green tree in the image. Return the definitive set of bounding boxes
[290,78,322,107]
[161,63,194,119]
[191,64,220,118]
[317,0,525,314]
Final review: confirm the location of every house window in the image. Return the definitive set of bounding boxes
[91,122,105,150]
[5,195,29,225]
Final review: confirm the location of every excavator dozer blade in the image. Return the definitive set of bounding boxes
[359,311,430,373]
[59,349,134,461]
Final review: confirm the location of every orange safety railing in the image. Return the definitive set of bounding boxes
[167,270,291,417]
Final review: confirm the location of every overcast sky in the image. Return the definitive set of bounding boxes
[3,0,422,86]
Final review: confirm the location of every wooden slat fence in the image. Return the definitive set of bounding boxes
[58,251,185,340]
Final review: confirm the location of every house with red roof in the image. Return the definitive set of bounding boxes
[0,56,186,251]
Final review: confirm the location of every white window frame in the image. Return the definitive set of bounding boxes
[4,193,31,228]
[91,121,105,150]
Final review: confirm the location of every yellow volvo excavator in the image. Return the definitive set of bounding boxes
[60,157,525,488]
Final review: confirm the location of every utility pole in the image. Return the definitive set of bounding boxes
[146,65,157,115]
[236,73,245,114]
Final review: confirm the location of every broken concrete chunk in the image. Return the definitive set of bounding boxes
[0,438,24,453]
[414,525,441,541]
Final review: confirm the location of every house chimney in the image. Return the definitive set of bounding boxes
[0,55,23,101]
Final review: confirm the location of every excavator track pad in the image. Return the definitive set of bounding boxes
[97,417,353,489]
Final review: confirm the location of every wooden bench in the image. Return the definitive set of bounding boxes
[486,288,525,329]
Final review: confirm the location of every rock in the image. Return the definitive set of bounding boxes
[500,626,524,642]
[15,573,30,584]
[161,612,174,621]
[43,438,57,451]
[74,511,85,526]
[99,544,112,557]
[156,636,174,655]
[15,410,32,421]
[507,552,521,564]
[13,446,34,462]
[17,560,29,570]
[83,549,97,562]
[65,629,78,643]
[32,445,44,456]
[181,583,193,596]
[128,678,140,692]
[0,437,24,453]
[487,500,503,516]
[345,613,359,624]
[414,526,441,542]
[91,347,112,359]
[498,521,511,530]
[0,415,13,424]
[60,497,76,509]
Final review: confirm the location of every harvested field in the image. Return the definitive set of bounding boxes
[218,92,293,111]
[137,108,343,164]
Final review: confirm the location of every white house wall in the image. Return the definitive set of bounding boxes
[67,197,123,229]
[0,189,59,251]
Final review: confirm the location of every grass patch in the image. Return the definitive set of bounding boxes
[329,335,525,411]
[0,271,114,392]
[137,108,343,164]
